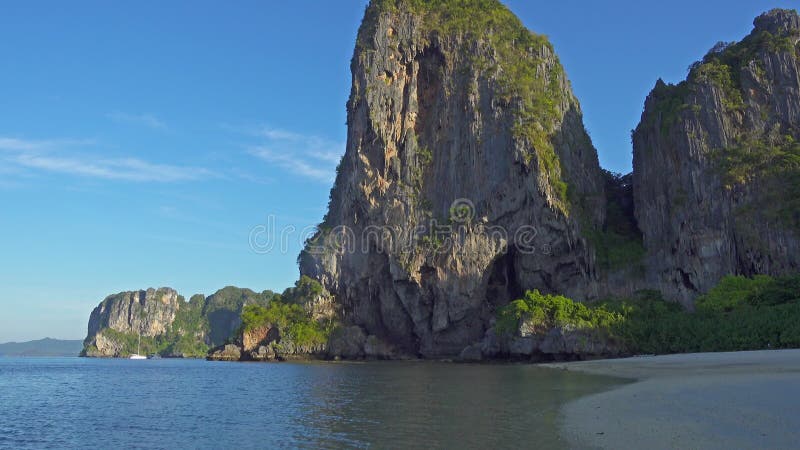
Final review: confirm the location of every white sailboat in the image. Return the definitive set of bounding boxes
[129,332,147,360]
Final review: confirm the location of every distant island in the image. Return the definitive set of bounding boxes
[0,338,83,357]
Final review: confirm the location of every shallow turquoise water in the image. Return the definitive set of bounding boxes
[0,357,621,448]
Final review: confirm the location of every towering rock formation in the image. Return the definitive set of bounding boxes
[300,0,608,357]
[633,9,800,304]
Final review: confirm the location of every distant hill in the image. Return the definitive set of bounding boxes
[0,338,84,357]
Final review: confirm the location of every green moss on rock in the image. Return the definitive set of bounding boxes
[240,301,330,349]
[368,0,572,212]
[641,18,800,138]
[714,134,800,231]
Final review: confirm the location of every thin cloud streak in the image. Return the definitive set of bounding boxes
[308,150,343,163]
[231,125,344,183]
[0,137,93,152]
[249,146,335,183]
[0,136,213,183]
[107,111,167,130]
[14,154,212,182]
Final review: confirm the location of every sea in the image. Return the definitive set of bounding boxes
[0,357,622,449]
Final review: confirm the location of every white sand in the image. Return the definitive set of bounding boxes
[543,350,800,449]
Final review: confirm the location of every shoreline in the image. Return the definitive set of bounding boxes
[543,349,800,449]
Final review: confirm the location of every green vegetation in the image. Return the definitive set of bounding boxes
[720,134,796,186]
[586,228,646,272]
[714,134,800,231]
[420,230,444,251]
[643,55,742,137]
[496,274,800,354]
[642,23,799,138]
[417,146,433,167]
[85,287,277,358]
[696,275,800,312]
[370,0,571,212]
[233,276,333,349]
[646,79,692,137]
[700,29,798,86]
[239,301,330,349]
[495,290,622,337]
[580,171,646,271]
[605,277,800,354]
[636,20,800,235]
[86,280,332,357]
[161,294,209,357]
[203,287,275,346]
[691,61,743,111]
[98,328,167,356]
[280,275,325,305]
[203,286,275,317]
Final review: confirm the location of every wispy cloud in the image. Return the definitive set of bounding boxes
[228,168,274,185]
[0,136,212,183]
[107,111,167,130]
[14,154,211,182]
[233,125,343,183]
[249,146,336,183]
[0,137,92,152]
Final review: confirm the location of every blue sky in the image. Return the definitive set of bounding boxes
[1,0,795,342]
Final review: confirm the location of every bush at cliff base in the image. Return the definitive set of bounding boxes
[496,274,800,355]
[240,302,329,348]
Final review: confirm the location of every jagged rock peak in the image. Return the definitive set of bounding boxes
[301,0,608,357]
[753,8,800,35]
[632,8,800,304]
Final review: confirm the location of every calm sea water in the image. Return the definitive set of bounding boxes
[0,357,621,449]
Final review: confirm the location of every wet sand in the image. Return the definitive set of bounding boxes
[543,350,800,449]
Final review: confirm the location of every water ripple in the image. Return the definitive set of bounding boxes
[0,358,620,449]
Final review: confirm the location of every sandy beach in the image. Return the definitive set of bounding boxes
[543,350,800,449]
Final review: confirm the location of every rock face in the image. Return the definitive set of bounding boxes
[242,325,278,353]
[633,9,800,304]
[207,322,324,362]
[86,288,181,339]
[460,318,624,362]
[326,326,367,359]
[207,344,241,362]
[202,287,273,347]
[206,323,400,362]
[83,288,182,356]
[300,0,607,358]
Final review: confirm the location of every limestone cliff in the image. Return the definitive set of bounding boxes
[88,288,183,337]
[300,0,608,357]
[633,9,800,304]
[82,286,272,357]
